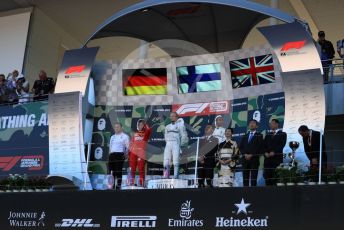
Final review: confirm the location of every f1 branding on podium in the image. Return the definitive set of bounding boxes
[280,40,306,56]
[215,198,268,228]
[64,65,86,78]
[173,101,229,117]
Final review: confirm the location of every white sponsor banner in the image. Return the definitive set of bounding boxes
[258,22,323,73]
[48,92,91,189]
[282,69,325,167]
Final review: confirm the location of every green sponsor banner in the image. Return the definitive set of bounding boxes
[0,101,49,175]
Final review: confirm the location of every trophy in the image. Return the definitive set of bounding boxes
[288,141,300,167]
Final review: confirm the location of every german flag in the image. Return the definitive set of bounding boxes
[123,68,167,96]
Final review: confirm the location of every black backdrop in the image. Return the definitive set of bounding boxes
[0,185,343,230]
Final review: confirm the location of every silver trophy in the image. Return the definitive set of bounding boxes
[288,141,300,167]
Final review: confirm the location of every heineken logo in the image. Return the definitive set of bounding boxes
[215,198,268,228]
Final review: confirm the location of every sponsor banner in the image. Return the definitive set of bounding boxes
[168,200,204,227]
[0,101,49,175]
[0,186,343,230]
[215,198,268,228]
[111,216,157,228]
[258,22,323,73]
[7,211,46,228]
[54,47,99,96]
[55,218,100,228]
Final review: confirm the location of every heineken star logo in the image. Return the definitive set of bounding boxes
[234,198,251,215]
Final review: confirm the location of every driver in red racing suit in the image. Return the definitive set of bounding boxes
[129,119,152,186]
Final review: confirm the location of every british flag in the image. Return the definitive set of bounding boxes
[229,54,276,88]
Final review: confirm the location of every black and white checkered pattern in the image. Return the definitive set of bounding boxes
[90,174,114,190]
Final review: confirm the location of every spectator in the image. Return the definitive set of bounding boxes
[6,70,19,103]
[0,74,9,104]
[318,31,335,83]
[32,70,55,101]
[15,74,30,104]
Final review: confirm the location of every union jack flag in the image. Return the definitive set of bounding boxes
[229,54,275,88]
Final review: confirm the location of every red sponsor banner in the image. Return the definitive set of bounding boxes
[173,101,230,117]
[0,155,44,172]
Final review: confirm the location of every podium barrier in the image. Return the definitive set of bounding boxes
[147,179,189,189]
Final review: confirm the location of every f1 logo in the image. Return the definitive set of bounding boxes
[0,156,44,171]
[280,40,306,56]
[0,156,21,171]
[176,103,209,115]
[64,65,85,74]
[174,101,229,117]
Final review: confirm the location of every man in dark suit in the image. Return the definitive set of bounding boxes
[264,119,287,186]
[198,125,219,188]
[298,125,327,169]
[239,119,264,186]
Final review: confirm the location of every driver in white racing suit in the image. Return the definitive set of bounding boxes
[163,112,188,179]
[213,115,226,143]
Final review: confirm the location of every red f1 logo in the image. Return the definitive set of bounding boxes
[280,40,306,52]
[65,65,86,74]
[0,155,44,171]
[0,156,21,171]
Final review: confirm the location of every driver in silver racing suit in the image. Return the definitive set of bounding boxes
[163,112,188,179]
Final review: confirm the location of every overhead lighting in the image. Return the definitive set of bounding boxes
[141,8,149,13]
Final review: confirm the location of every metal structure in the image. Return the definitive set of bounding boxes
[83,0,299,53]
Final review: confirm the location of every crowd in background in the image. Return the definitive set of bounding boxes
[0,70,55,105]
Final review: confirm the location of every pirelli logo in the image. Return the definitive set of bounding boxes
[111,216,157,228]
